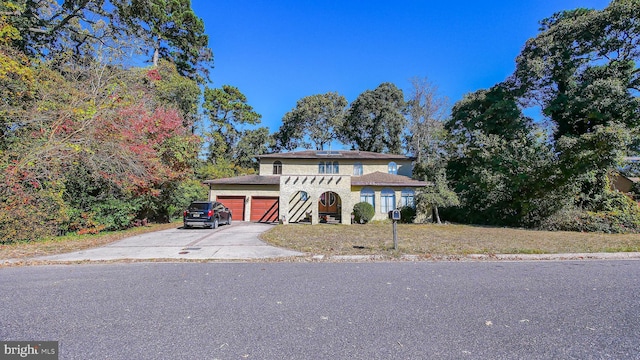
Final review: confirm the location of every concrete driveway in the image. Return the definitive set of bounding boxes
[35,222,303,262]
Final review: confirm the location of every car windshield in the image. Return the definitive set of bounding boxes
[188,203,209,211]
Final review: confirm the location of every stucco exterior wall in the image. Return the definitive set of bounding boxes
[279,175,354,225]
[259,158,413,177]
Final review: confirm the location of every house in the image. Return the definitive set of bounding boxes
[611,173,639,202]
[611,157,640,202]
[204,150,428,225]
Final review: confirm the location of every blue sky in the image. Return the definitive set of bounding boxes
[193,1,611,134]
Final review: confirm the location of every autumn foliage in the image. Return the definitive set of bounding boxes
[0,56,201,242]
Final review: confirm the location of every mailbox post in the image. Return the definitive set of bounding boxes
[390,209,401,250]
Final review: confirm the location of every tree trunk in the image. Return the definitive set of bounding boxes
[152,46,159,67]
[434,206,441,224]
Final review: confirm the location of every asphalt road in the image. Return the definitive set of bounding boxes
[1,261,639,359]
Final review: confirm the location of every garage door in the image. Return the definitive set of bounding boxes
[216,196,245,221]
[250,197,279,222]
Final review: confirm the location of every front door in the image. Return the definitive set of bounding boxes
[319,191,339,213]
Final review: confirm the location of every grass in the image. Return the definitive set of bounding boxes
[0,222,179,260]
[2,221,639,263]
[261,222,640,257]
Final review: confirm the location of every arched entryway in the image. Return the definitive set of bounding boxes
[318,191,341,223]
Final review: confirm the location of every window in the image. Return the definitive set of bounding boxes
[353,162,363,176]
[401,188,415,208]
[320,192,337,206]
[381,188,396,213]
[299,191,309,201]
[319,161,339,174]
[273,161,282,175]
[360,188,375,208]
[388,162,397,175]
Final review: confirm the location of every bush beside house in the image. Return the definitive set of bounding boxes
[353,202,375,224]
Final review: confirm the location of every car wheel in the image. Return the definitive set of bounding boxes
[227,215,232,225]
[212,218,219,229]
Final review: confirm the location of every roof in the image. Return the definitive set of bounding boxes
[352,172,428,187]
[203,175,280,186]
[203,172,428,188]
[258,150,412,161]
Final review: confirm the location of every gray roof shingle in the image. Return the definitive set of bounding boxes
[352,172,428,187]
[203,175,280,185]
[258,150,412,160]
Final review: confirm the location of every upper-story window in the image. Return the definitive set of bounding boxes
[353,162,363,176]
[273,161,282,175]
[388,162,398,175]
[319,161,339,174]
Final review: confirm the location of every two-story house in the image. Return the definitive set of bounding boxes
[204,150,427,225]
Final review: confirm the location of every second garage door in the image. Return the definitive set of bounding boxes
[250,197,279,222]
[216,196,245,221]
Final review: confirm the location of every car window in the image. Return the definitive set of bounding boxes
[189,203,210,211]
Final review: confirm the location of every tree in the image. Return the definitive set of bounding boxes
[274,92,347,150]
[1,0,133,62]
[340,82,406,153]
[0,3,34,150]
[235,127,273,170]
[0,56,201,241]
[202,85,270,173]
[445,85,560,227]
[113,0,213,83]
[511,0,640,220]
[416,170,459,224]
[405,76,450,180]
[3,0,212,82]
[147,60,201,128]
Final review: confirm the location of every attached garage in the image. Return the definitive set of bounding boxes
[250,197,279,223]
[216,196,245,221]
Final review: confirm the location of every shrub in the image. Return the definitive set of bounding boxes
[399,206,416,223]
[353,202,375,224]
[539,203,640,234]
[92,198,141,231]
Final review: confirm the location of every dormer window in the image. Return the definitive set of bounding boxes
[273,161,282,175]
[388,162,397,175]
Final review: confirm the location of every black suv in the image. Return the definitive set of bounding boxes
[183,201,232,229]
